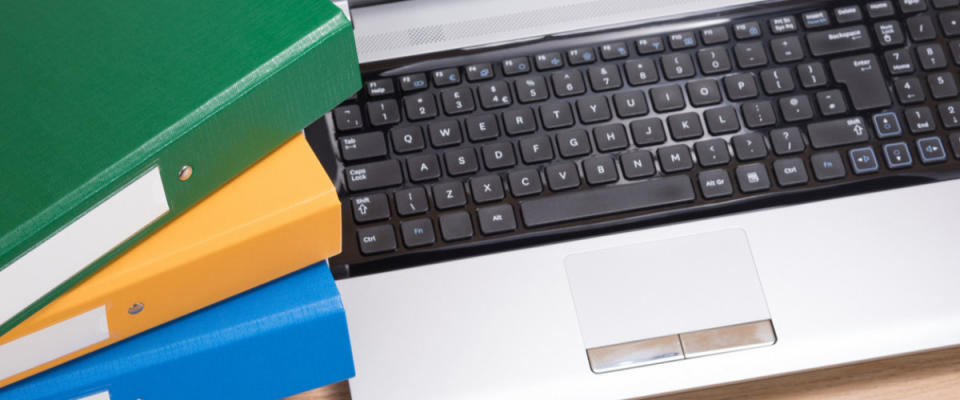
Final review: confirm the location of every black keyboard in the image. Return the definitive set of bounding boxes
[307,0,960,276]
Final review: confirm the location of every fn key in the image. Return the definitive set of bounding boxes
[357,224,397,255]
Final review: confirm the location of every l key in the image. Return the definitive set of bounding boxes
[830,54,891,111]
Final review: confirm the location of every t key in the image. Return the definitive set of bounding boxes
[829,54,891,111]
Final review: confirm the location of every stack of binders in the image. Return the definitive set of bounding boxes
[0,0,360,398]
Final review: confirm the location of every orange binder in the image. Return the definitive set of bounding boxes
[0,134,341,388]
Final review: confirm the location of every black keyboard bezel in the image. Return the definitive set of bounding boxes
[307,0,960,278]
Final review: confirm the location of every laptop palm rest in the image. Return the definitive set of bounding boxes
[564,229,775,373]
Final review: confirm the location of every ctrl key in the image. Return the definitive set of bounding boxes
[357,224,397,255]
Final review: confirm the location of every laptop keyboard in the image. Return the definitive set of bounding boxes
[307,0,960,274]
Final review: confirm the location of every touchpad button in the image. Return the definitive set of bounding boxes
[564,229,774,373]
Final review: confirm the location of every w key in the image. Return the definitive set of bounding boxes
[829,54,891,111]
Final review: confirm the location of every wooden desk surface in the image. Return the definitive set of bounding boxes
[288,346,960,399]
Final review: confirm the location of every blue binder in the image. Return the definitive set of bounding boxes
[0,261,354,400]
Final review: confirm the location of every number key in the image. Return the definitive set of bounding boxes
[403,93,438,121]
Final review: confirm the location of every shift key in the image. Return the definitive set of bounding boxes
[345,159,403,192]
[808,117,870,149]
[807,25,871,57]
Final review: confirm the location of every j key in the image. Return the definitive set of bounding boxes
[432,68,461,87]
[698,47,733,75]
[834,5,863,23]
[669,32,697,50]
[770,36,804,63]
[552,71,587,97]
[404,93,439,121]
[663,53,696,80]
[695,139,732,167]
[567,47,597,65]
[895,77,926,104]
[440,87,476,115]
[477,204,517,235]
[885,48,915,75]
[899,0,927,13]
[624,58,660,85]
[356,225,397,255]
[515,76,549,103]
[772,158,809,187]
[636,36,665,54]
[811,151,846,181]
[345,160,403,192]
[535,52,565,71]
[352,194,390,223]
[867,1,895,18]
[801,11,830,30]
[368,99,401,126]
[600,42,630,60]
[830,54,891,111]
[941,11,960,37]
[939,102,960,128]
[929,72,959,99]
[630,118,667,146]
[699,169,734,199]
[808,117,870,149]
[340,131,387,162]
[701,26,730,45]
[333,105,363,132]
[400,218,436,248]
[797,62,828,89]
[366,78,395,97]
[477,81,512,109]
[439,211,474,242]
[588,65,623,91]
[520,175,695,228]
[503,57,532,75]
[807,25,872,57]
[395,187,429,216]
[906,14,936,41]
[917,44,947,70]
[399,73,429,92]
[734,42,768,68]
[465,63,494,81]
[874,21,905,47]
[770,127,806,155]
[905,106,936,133]
[621,150,657,178]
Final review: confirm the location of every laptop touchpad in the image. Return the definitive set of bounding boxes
[565,229,775,373]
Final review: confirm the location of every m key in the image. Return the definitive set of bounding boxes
[829,54,892,111]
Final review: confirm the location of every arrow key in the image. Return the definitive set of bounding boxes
[849,147,879,174]
[352,193,390,223]
[882,142,913,169]
[916,136,947,164]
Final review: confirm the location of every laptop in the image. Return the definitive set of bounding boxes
[305,0,960,398]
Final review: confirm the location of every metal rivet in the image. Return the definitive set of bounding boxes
[128,302,145,315]
[178,165,193,181]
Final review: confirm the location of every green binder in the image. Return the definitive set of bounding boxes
[0,1,360,335]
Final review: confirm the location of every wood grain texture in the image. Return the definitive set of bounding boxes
[286,346,960,399]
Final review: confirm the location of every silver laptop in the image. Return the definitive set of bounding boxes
[305,0,960,398]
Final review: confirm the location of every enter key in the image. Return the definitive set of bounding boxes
[830,54,892,111]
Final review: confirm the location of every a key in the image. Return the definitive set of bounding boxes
[339,131,387,162]
[519,135,554,163]
[830,54,891,111]
[724,73,759,100]
[760,68,795,95]
[394,187,429,216]
[769,16,798,34]
[779,95,814,122]
[939,102,960,128]
[899,0,927,13]
[701,26,730,44]
[917,44,947,70]
[477,204,517,234]
[873,112,903,137]
[867,1,896,18]
[835,5,863,23]
[351,194,391,223]
[600,42,630,60]
[345,160,403,192]
[636,36,665,54]
[742,100,777,129]
[808,117,870,149]
[466,114,501,141]
[734,21,763,39]
[567,47,597,65]
[400,218,436,248]
[621,150,657,178]
[669,31,697,49]
[356,224,397,255]
[816,89,848,116]
[807,25,872,57]
[439,211,474,242]
[465,63,494,81]
[407,154,441,182]
[519,175,695,228]
[941,11,960,37]
[687,79,723,106]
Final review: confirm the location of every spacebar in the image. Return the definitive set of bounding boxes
[519,175,696,228]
